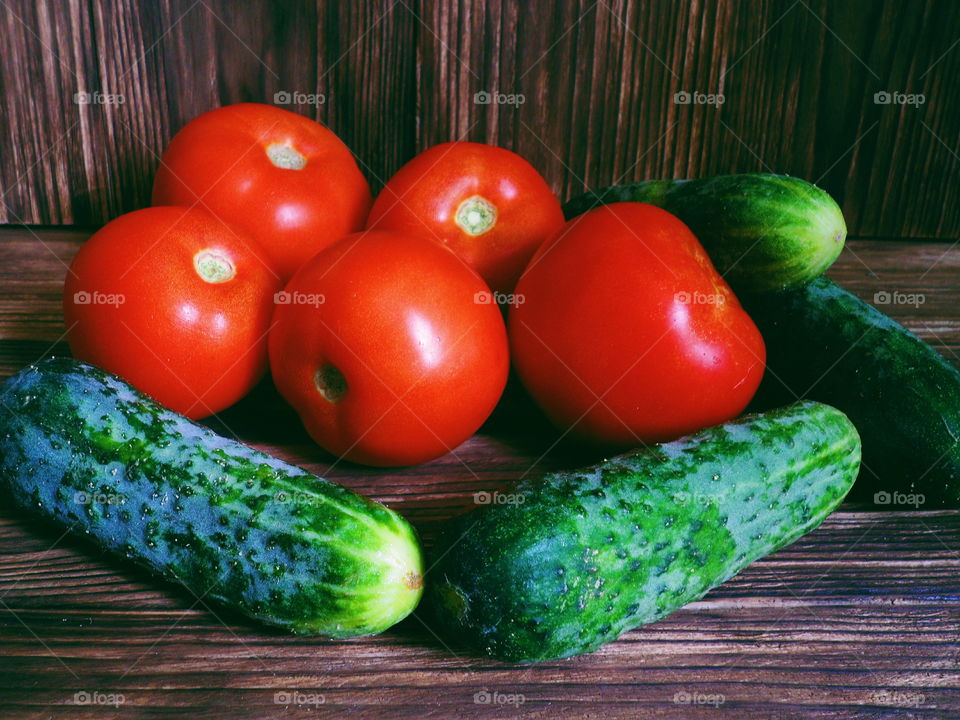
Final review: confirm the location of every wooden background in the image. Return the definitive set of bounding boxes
[1,0,960,237]
[1,2,960,718]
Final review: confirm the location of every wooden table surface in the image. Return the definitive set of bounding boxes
[0,228,958,719]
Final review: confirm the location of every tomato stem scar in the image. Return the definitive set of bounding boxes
[455,195,497,235]
[314,364,347,403]
[193,250,236,283]
[266,143,307,170]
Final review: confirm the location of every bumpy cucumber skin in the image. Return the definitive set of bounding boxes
[0,358,424,637]
[744,277,960,507]
[563,174,846,292]
[427,401,860,663]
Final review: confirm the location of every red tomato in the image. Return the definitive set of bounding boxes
[509,202,765,446]
[365,142,564,294]
[269,229,509,466]
[63,207,278,419]
[152,103,371,281]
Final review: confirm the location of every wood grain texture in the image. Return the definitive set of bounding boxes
[1,0,960,237]
[0,229,958,718]
[0,0,418,223]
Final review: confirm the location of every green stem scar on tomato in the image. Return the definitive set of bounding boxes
[152,103,371,281]
[64,206,277,419]
[455,195,498,235]
[365,142,564,293]
[193,250,236,283]
[266,142,308,170]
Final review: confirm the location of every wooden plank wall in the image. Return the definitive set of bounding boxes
[0,0,958,238]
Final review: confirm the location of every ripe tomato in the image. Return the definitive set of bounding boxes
[63,207,278,419]
[269,229,509,466]
[152,103,371,281]
[509,202,765,446]
[365,142,564,294]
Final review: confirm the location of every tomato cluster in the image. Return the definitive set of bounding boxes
[64,102,764,466]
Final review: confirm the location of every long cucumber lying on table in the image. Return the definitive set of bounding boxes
[0,358,424,636]
[428,401,861,662]
[743,277,960,507]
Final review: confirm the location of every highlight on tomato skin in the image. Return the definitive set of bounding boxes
[365,141,565,295]
[63,206,280,420]
[509,201,767,447]
[268,229,510,467]
[152,102,372,282]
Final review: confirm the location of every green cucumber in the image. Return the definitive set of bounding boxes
[563,174,846,292]
[743,276,960,507]
[427,401,860,662]
[0,358,424,636]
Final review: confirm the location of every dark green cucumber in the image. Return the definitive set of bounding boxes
[427,401,860,662]
[0,358,423,636]
[563,174,846,292]
[744,276,960,507]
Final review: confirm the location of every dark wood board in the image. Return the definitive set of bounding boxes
[0,229,958,718]
[2,0,960,238]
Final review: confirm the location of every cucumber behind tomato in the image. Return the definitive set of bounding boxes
[743,276,960,507]
[0,358,424,637]
[427,401,860,662]
[563,173,846,292]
